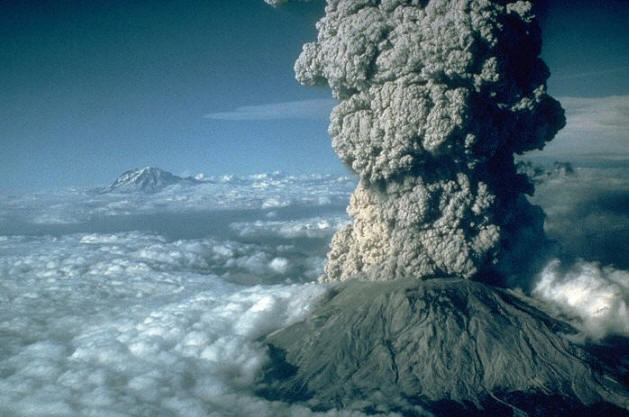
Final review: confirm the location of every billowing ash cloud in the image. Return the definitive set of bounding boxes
[293,0,565,283]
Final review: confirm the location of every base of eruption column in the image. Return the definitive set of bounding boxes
[255,277,629,416]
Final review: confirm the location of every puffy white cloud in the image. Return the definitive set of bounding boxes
[523,165,629,339]
[269,257,290,274]
[0,173,355,228]
[231,215,350,239]
[0,230,406,417]
[533,259,629,339]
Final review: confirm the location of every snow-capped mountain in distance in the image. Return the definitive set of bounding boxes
[109,167,198,193]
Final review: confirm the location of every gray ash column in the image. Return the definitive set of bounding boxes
[294,0,565,283]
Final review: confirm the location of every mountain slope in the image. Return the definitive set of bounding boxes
[257,278,629,416]
[109,167,190,193]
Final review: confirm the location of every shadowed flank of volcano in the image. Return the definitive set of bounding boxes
[256,277,629,416]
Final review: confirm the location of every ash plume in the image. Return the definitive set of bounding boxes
[294,0,565,284]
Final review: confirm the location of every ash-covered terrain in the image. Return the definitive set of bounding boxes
[259,278,629,416]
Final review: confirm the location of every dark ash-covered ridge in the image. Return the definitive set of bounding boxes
[256,278,629,416]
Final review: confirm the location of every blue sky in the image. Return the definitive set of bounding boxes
[1,0,629,191]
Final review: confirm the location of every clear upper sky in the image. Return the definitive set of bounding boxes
[2,0,629,191]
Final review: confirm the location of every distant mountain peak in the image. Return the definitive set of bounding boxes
[109,167,185,193]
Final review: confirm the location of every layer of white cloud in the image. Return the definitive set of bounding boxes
[523,164,629,339]
[552,66,629,81]
[533,259,629,340]
[0,231,403,417]
[204,99,336,121]
[231,215,350,239]
[532,95,629,159]
[3,165,629,413]
[0,172,355,227]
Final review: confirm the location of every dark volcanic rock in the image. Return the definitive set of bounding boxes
[256,278,629,416]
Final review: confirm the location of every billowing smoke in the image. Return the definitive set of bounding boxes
[294,0,565,284]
